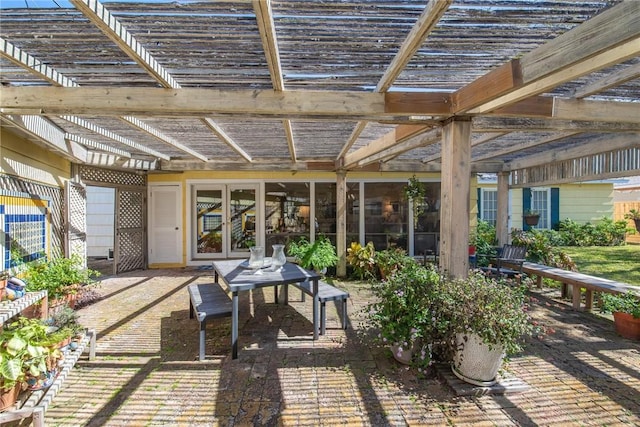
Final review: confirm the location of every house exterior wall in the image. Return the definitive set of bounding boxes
[477,181,614,229]
[1,128,70,187]
[148,170,477,267]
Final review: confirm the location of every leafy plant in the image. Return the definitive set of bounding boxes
[434,272,537,359]
[287,236,337,273]
[472,220,499,267]
[403,175,426,225]
[346,241,376,280]
[363,262,441,371]
[511,228,576,270]
[599,293,640,318]
[0,317,52,391]
[23,254,100,300]
[373,247,409,280]
[523,209,540,216]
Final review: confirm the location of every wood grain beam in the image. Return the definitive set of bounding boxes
[61,115,171,160]
[202,118,253,162]
[472,132,581,162]
[422,132,505,163]
[553,98,640,123]
[505,132,639,170]
[121,116,208,161]
[70,0,179,89]
[338,1,450,163]
[0,86,413,119]
[253,0,284,91]
[66,134,131,158]
[385,92,453,115]
[283,119,296,162]
[572,62,640,98]
[455,1,640,114]
[472,117,640,133]
[344,128,441,169]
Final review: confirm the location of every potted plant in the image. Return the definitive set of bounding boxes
[403,175,426,226]
[523,209,540,226]
[599,292,640,340]
[23,254,100,314]
[287,236,338,274]
[432,272,539,386]
[624,209,640,232]
[363,260,440,373]
[0,317,58,408]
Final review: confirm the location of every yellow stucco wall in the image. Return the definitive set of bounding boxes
[1,128,71,187]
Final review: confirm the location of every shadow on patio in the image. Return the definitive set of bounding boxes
[39,268,639,426]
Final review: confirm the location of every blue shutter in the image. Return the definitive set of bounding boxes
[551,188,560,230]
[522,188,531,230]
[477,188,482,220]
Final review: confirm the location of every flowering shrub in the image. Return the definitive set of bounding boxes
[363,264,546,373]
[363,261,441,370]
[434,272,536,360]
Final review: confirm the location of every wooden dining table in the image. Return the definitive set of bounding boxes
[212,259,321,359]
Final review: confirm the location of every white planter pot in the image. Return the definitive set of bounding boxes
[452,333,505,386]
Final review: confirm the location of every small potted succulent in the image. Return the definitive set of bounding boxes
[599,292,640,340]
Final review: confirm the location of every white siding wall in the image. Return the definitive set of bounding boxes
[87,186,115,258]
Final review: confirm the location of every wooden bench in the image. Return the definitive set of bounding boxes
[283,280,349,334]
[188,283,232,361]
[507,261,640,311]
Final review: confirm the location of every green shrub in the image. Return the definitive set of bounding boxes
[511,229,576,270]
[346,241,376,280]
[473,220,498,267]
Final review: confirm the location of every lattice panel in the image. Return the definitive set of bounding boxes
[118,191,144,229]
[117,230,144,273]
[78,165,146,187]
[0,174,64,259]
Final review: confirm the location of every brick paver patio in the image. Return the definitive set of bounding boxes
[41,268,640,426]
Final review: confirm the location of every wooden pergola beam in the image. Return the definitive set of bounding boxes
[453,1,640,114]
[572,62,640,99]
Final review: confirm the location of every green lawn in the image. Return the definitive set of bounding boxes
[560,245,640,286]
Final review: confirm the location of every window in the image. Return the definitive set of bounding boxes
[480,189,497,226]
[530,188,550,229]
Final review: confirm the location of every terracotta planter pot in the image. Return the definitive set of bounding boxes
[0,384,21,411]
[613,312,640,340]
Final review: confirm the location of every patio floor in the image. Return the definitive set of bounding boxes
[40,267,640,426]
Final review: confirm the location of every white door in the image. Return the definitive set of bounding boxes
[149,184,181,264]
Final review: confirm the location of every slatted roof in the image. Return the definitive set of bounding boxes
[1,0,638,186]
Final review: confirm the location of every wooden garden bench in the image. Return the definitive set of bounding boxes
[282,280,349,334]
[188,282,232,361]
[504,261,640,311]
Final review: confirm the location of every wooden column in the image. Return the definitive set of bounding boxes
[496,171,510,246]
[439,117,472,279]
[336,170,347,277]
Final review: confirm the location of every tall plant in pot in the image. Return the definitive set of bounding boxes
[287,236,338,274]
[433,272,538,386]
[363,259,441,372]
[599,292,640,340]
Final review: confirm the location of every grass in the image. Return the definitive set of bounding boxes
[560,245,640,286]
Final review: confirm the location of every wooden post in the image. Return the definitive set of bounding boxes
[496,171,510,246]
[439,117,472,279]
[336,170,347,277]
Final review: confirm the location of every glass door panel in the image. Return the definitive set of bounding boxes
[228,186,258,258]
[194,187,224,258]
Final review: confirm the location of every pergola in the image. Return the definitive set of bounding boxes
[1,0,639,277]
